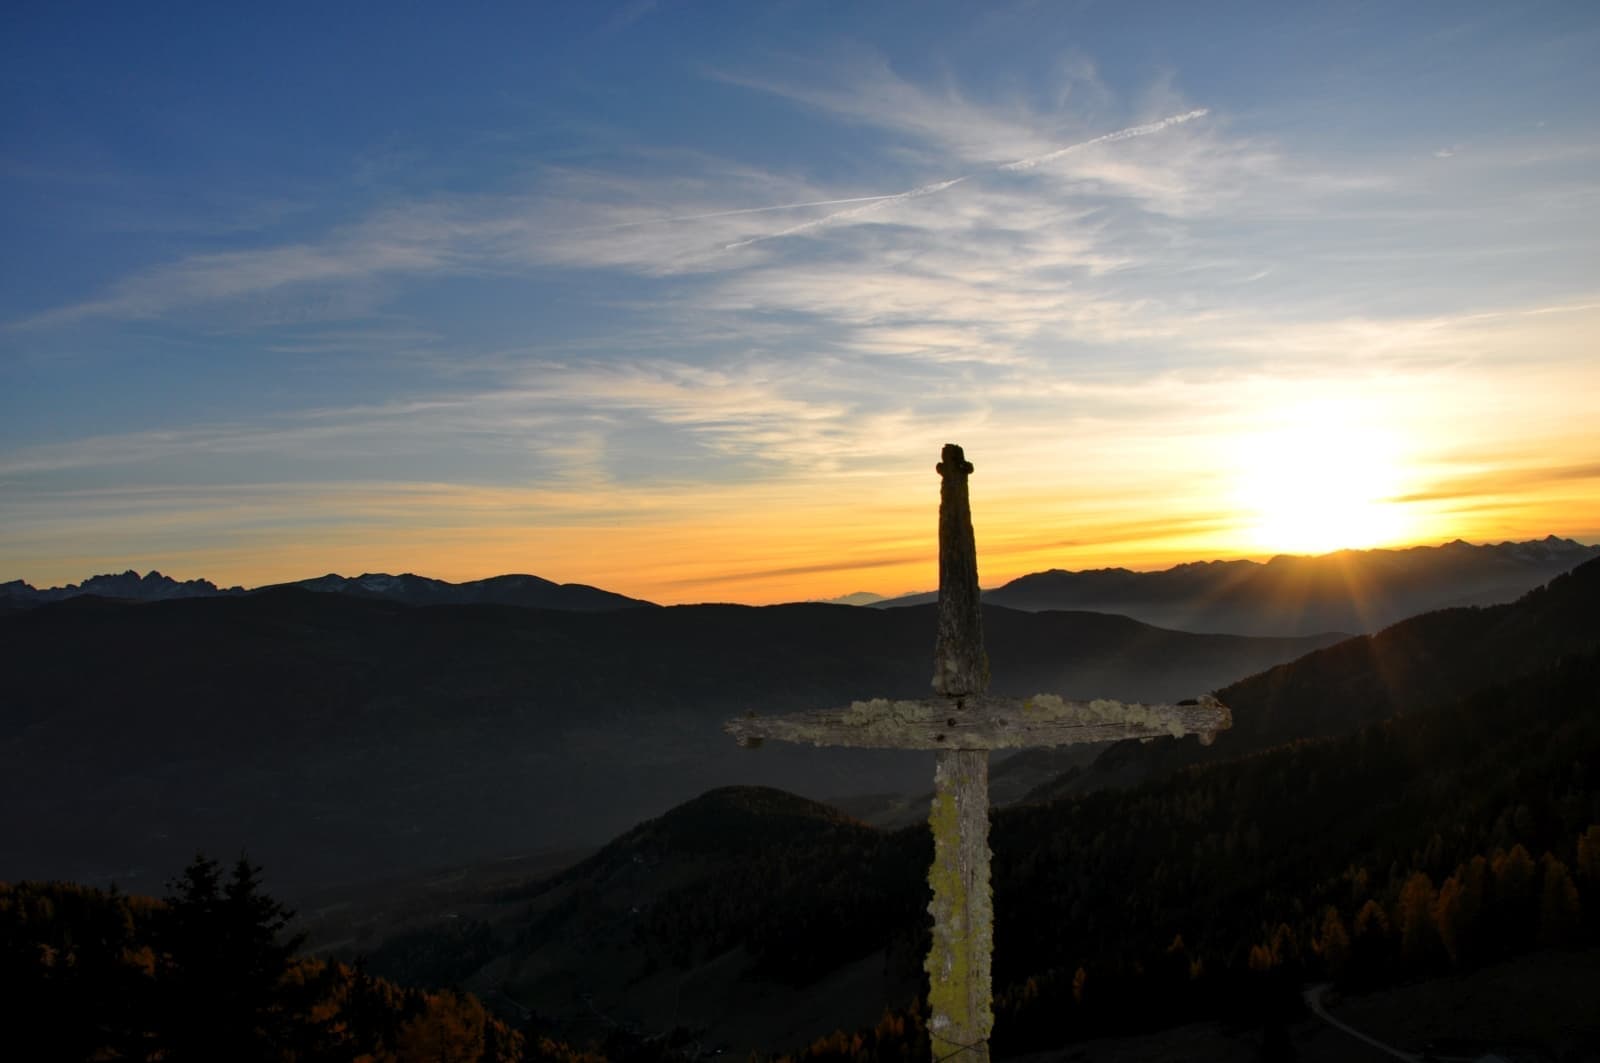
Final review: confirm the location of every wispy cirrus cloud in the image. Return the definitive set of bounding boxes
[13,60,1244,333]
[719,107,1211,251]
[712,58,1060,166]
[16,211,471,327]
[0,353,943,488]
[12,65,1591,425]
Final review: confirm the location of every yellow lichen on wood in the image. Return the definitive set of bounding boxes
[924,749,992,1062]
[726,693,1230,751]
[1023,693,1191,737]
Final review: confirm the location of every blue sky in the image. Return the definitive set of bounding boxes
[3,1,1598,602]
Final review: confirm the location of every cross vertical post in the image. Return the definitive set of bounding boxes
[926,444,994,1062]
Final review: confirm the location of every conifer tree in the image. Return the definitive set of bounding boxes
[152,852,303,1061]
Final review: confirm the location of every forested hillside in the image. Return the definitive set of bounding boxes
[0,856,524,1062]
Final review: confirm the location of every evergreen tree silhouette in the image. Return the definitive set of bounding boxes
[152,852,304,1061]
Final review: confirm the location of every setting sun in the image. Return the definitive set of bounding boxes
[1232,398,1415,555]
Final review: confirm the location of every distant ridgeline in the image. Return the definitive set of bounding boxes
[0,569,655,612]
[875,535,1600,637]
[0,569,246,605]
[1027,550,1600,801]
[5,537,1595,629]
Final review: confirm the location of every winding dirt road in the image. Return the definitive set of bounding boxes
[1303,983,1421,1062]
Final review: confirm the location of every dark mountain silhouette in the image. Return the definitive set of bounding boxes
[0,569,245,608]
[814,590,887,606]
[1029,553,1600,801]
[268,570,655,610]
[1,568,653,612]
[486,784,927,1051]
[874,536,1600,636]
[0,592,1336,896]
[615,785,867,854]
[858,555,1600,822]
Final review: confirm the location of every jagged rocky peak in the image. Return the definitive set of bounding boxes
[0,570,240,604]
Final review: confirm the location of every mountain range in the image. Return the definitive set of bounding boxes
[0,591,1338,896]
[7,536,1595,637]
[1027,545,1600,801]
[270,571,653,611]
[0,569,247,605]
[7,540,1597,900]
[874,535,1600,636]
[0,569,653,612]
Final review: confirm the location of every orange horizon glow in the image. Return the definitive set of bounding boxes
[7,333,1598,605]
[7,475,1596,606]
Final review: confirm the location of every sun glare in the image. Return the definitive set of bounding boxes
[1231,398,1415,556]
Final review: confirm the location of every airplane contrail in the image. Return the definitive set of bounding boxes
[998,108,1209,172]
[721,108,1210,251]
[722,176,968,250]
[551,109,1210,245]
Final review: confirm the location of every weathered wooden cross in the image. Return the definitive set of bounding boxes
[726,444,1231,1062]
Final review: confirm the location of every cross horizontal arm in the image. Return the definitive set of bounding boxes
[724,693,1230,751]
